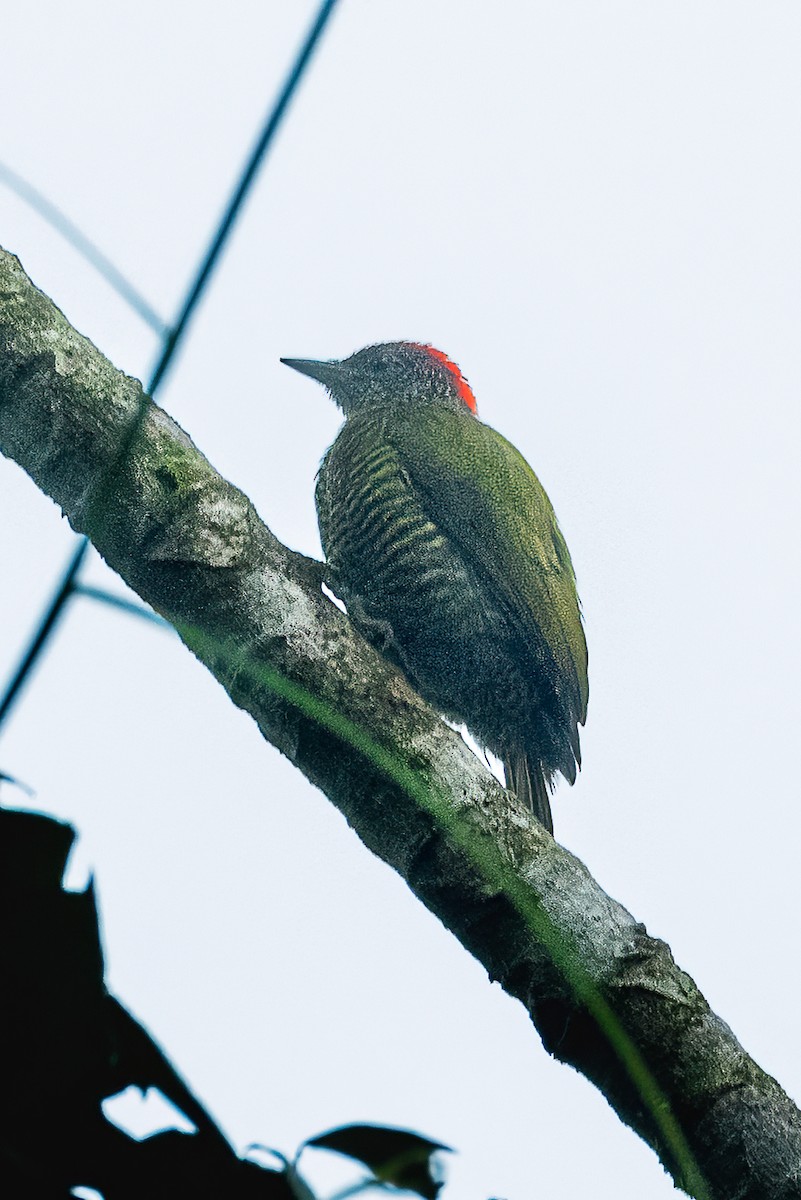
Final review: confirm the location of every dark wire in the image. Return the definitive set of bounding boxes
[0,540,89,727]
[0,0,341,734]
[73,585,170,628]
[148,0,341,395]
[0,161,168,336]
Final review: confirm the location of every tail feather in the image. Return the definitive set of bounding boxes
[503,751,554,835]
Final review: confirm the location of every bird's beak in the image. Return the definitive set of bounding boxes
[280,357,344,389]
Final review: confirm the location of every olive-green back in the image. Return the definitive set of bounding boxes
[385,404,589,727]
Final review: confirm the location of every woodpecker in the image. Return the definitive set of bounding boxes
[281,343,588,834]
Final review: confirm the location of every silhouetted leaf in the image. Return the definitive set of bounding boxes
[0,802,289,1198]
[306,1124,451,1199]
[0,799,452,1200]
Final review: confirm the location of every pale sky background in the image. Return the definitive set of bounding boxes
[1,3,800,1197]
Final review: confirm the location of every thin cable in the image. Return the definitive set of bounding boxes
[0,540,89,727]
[73,585,171,628]
[0,161,168,336]
[0,0,341,733]
[147,0,340,395]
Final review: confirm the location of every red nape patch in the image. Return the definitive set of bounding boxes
[420,345,478,414]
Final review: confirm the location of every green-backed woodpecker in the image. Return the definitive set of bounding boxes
[281,342,588,834]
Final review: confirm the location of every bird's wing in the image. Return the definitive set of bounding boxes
[386,406,588,729]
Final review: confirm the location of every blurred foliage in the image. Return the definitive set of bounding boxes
[0,792,450,1199]
[305,1125,450,1199]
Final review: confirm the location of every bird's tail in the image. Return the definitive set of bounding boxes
[502,751,554,835]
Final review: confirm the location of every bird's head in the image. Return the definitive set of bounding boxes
[281,342,478,417]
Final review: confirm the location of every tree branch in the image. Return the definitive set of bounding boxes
[1,246,798,1200]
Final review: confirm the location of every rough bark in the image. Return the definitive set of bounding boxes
[1,246,799,1199]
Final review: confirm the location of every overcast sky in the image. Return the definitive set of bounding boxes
[2,3,800,1197]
